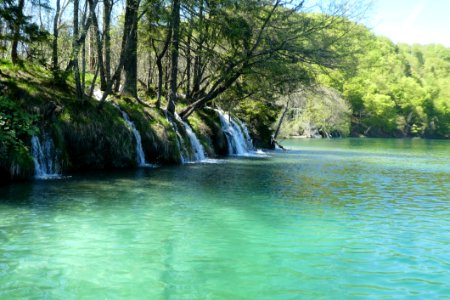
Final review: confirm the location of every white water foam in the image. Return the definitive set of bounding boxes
[113,104,155,167]
[31,134,62,179]
[175,113,206,162]
[216,109,267,157]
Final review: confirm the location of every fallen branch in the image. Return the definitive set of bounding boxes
[271,137,287,151]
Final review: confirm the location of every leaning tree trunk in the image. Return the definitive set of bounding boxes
[273,95,291,140]
[167,0,180,114]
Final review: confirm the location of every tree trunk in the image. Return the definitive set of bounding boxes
[73,0,83,100]
[52,0,61,72]
[11,0,25,64]
[167,0,180,114]
[97,29,137,108]
[121,0,138,98]
[191,0,204,97]
[89,0,106,90]
[103,0,112,87]
[273,95,291,140]
[155,56,164,107]
[0,19,4,59]
[164,54,169,92]
[179,70,242,120]
[185,30,192,99]
[151,25,171,108]
[82,36,86,98]
[64,3,93,77]
[88,28,95,71]
[146,54,152,90]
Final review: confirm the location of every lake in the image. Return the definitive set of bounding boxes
[1,138,449,299]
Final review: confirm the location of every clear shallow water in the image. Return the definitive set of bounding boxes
[1,138,449,299]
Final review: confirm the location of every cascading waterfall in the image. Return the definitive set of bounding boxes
[216,109,256,156]
[113,104,153,167]
[165,112,188,163]
[234,117,254,150]
[95,89,205,163]
[31,133,61,179]
[175,113,206,161]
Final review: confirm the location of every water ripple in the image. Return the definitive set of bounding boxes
[0,139,450,298]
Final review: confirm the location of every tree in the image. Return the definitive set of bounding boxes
[72,0,83,100]
[166,0,180,114]
[103,0,112,85]
[176,0,367,120]
[52,0,61,71]
[121,0,140,97]
[0,0,48,64]
[10,0,25,63]
[143,0,172,108]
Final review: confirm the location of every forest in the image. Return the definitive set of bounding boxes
[278,33,450,139]
[1,1,450,297]
[0,0,449,181]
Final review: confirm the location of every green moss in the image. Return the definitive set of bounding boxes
[195,109,228,156]
[0,60,234,181]
[67,100,139,169]
[9,145,35,178]
[110,97,183,164]
[185,111,216,157]
[236,100,278,148]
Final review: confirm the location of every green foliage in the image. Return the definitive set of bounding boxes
[6,144,35,178]
[236,99,279,148]
[116,98,184,164]
[0,96,38,159]
[277,87,351,138]
[0,0,50,47]
[0,96,38,180]
[318,29,450,138]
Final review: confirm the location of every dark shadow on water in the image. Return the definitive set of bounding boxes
[0,158,255,207]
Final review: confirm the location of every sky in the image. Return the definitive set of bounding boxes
[367,0,450,46]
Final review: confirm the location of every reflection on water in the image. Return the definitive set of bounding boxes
[1,138,449,299]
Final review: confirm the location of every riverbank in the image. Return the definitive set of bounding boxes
[0,60,267,184]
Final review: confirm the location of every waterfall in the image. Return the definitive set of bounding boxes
[175,113,206,161]
[165,112,188,163]
[234,117,254,150]
[113,104,153,167]
[216,109,256,156]
[31,134,61,179]
[93,89,103,101]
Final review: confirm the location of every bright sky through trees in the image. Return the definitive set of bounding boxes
[369,0,450,46]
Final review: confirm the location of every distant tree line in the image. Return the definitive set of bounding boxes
[276,25,450,138]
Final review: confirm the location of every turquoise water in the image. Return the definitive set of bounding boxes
[1,138,449,299]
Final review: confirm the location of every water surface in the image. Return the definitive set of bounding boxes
[1,138,449,299]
